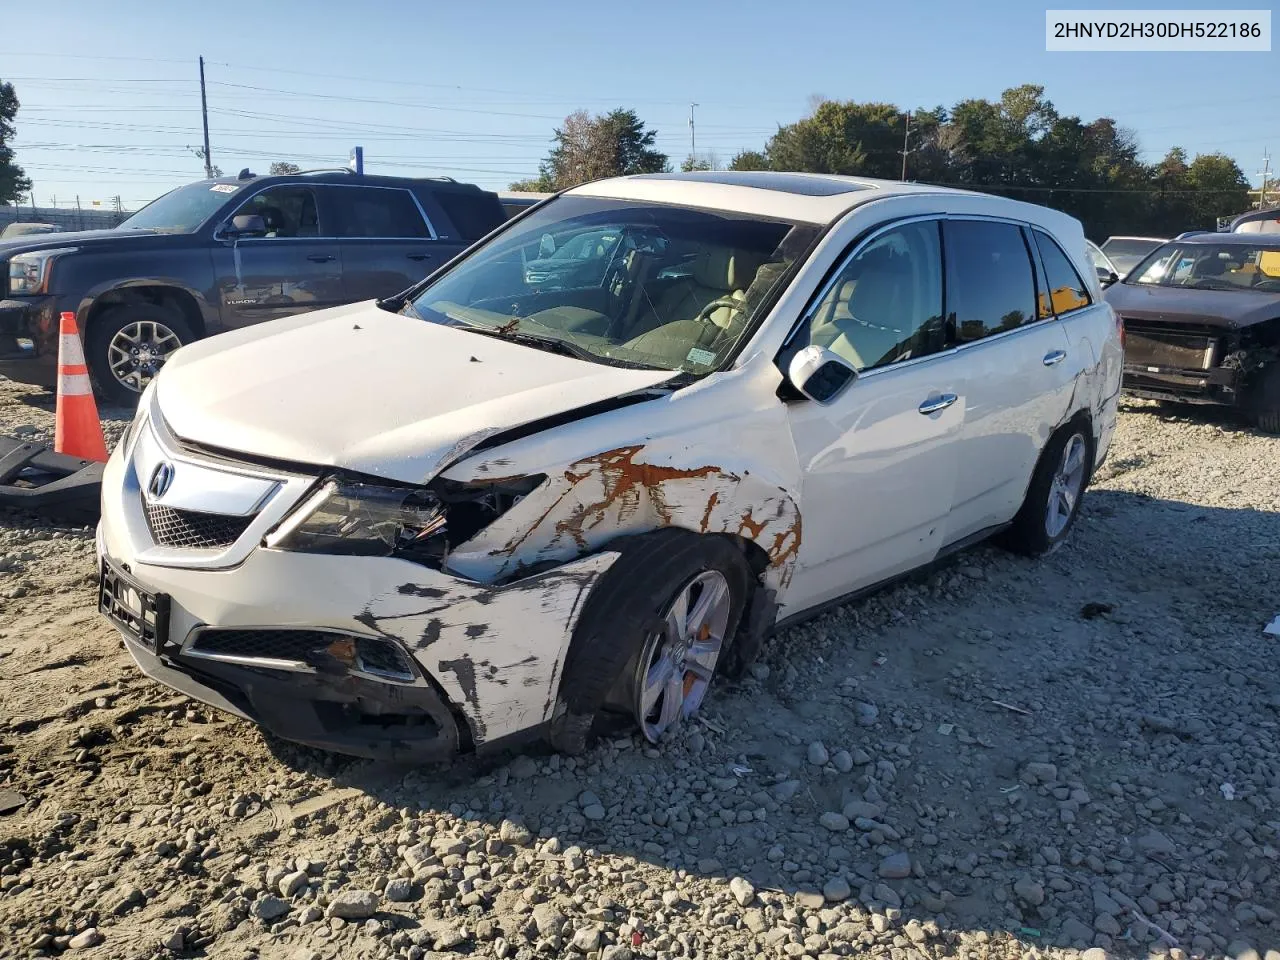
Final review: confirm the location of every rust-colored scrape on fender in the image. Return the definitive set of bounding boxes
[464,444,803,593]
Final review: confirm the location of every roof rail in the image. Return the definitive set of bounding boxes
[292,167,357,177]
[422,175,457,183]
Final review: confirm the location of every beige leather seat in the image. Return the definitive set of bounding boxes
[810,257,910,370]
[621,248,761,366]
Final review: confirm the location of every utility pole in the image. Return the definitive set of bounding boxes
[198,56,213,179]
[1260,149,1272,208]
[76,195,83,231]
[900,114,911,181]
[689,103,699,161]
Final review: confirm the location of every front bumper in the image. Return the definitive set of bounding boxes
[96,411,619,760]
[1122,363,1240,405]
[0,295,60,385]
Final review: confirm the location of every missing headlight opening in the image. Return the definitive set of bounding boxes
[266,475,546,569]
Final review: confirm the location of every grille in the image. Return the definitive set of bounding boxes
[188,629,416,682]
[144,501,254,549]
[1123,320,1217,371]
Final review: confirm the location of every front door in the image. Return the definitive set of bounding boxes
[782,218,965,614]
[212,184,346,328]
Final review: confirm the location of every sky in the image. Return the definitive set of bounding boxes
[3,0,1277,211]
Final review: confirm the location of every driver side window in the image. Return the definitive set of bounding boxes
[803,220,945,372]
[234,186,320,239]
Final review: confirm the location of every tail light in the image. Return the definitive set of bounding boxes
[1115,311,1125,350]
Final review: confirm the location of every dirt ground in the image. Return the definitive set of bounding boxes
[1,375,1278,960]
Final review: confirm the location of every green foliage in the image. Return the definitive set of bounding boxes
[0,81,31,205]
[269,161,301,175]
[680,155,712,172]
[516,109,667,191]
[729,150,769,171]
[727,84,1251,238]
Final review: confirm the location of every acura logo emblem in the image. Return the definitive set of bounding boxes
[149,461,175,499]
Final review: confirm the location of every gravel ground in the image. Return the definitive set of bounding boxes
[1,376,1278,960]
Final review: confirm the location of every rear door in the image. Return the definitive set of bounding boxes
[943,218,1076,543]
[328,185,440,301]
[212,183,346,328]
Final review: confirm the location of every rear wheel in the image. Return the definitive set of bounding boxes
[548,530,751,754]
[85,303,194,406]
[1000,422,1093,556]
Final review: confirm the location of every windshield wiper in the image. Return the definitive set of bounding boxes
[458,322,661,369]
[461,325,599,362]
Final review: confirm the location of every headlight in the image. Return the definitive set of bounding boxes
[7,247,78,295]
[267,481,448,558]
[266,475,545,565]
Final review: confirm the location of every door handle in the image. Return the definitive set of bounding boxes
[918,393,958,415]
[407,253,433,262]
[1042,350,1067,366]
[306,254,336,263]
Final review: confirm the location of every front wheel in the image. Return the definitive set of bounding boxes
[85,303,194,406]
[1244,363,1280,434]
[1000,422,1093,556]
[548,530,751,754]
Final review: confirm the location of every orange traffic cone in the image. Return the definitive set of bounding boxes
[53,311,109,463]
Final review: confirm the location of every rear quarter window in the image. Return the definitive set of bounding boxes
[432,191,507,243]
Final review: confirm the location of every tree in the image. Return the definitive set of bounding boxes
[729,150,769,171]
[760,100,904,178]
[680,155,712,172]
[191,147,222,178]
[525,108,668,191]
[269,161,301,175]
[0,81,31,205]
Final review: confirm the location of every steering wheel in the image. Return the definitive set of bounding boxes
[694,296,744,326]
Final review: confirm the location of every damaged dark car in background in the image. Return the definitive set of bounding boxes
[1105,233,1280,432]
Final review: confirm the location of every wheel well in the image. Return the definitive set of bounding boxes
[724,533,772,581]
[87,286,206,340]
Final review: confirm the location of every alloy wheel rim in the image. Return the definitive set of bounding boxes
[107,320,183,392]
[1045,432,1087,539]
[634,570,731,743]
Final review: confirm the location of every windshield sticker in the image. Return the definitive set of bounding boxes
[209,184,238,193]
[686,347,716,366]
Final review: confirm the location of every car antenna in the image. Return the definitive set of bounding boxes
[237,168,256,180]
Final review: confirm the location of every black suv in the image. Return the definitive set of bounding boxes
[0,170,506,402]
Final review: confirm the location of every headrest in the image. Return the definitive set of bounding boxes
[692,247,762,291]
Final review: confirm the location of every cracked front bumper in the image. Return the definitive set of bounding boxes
[96,433,620,759]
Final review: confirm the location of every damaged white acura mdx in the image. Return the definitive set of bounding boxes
[97,171,1122,761]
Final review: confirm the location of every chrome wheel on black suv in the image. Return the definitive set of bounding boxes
[86,304,194,405]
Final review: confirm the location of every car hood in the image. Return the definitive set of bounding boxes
[0,227,166,255]
[1104,282,1280,329]
[154,301,676,483]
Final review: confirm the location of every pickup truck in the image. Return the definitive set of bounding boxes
[0,169,507,402]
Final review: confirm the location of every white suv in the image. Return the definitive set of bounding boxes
[96,171,1123,760]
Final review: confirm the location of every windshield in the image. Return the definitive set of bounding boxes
[410,196,819,373]
[118,181,242,233]
[1128,242,1280,292]
[1102,238,1165,259]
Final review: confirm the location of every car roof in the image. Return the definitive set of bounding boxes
[1175,232,1280,248]
[207,172,489,193]
[1104,236,1167,242]
[566,170,1079,230]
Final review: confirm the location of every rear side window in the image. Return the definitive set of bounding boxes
[1034,230,1091,316]
[944,220,1037,342]
[333,188,430,239]
[433,191,506,243]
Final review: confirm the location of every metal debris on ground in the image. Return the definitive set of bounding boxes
[1220,782,1236,800]
[937,722,954,736]
[990,699,1034,716]
[1264,614,1280,636]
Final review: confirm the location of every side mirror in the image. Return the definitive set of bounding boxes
[538,233,556,257]
[787,344,857,405]
[224,213,267,238]
[1096,266,1119,287]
